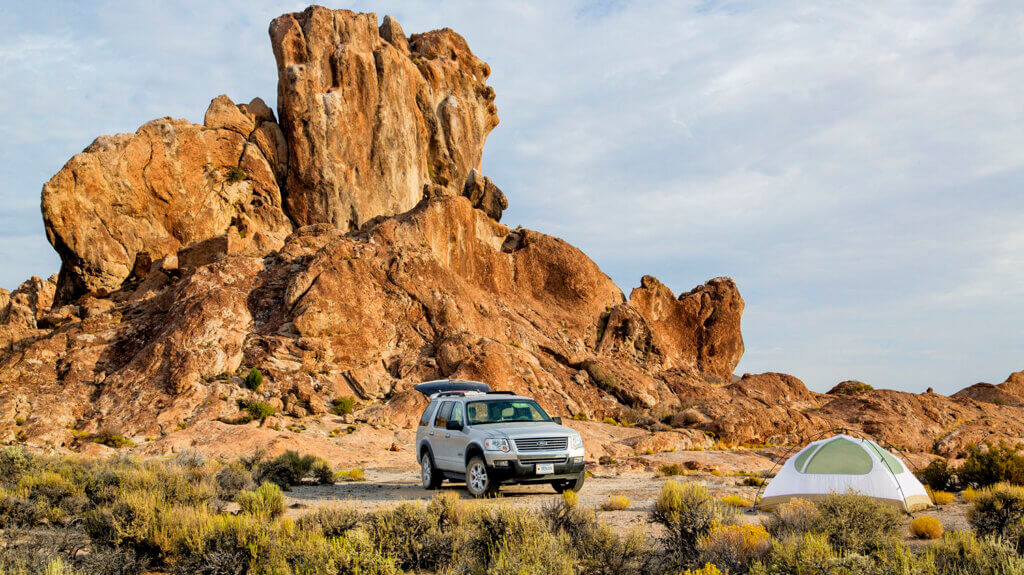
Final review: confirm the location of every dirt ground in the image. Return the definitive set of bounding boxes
[283,454,970,547]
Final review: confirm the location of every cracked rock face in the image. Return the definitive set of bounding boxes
[41,96,292,303]
[269,7,499,230]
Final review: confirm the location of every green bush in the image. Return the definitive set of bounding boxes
[91,428,133,449]
[295,504,361,538]
[311,460,335,485]
[454,504,575,575]
[959,441,1024,488]
[916,457,958,492]
[0,446,33,489]
[330,397,357,415]
[213,461,253,501]
[225,166,247,183]
[244,367,263,390]
[365,500,456,571]
[237,399,275,422]
[927,530,1024,575]
[253,450,331,490]
[773,494,901,556]
[236,482,285,519]
[651,481,736,569]
[968,482,1024,540]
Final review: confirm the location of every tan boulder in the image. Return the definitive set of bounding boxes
[269,7,498,230]
[42,95,292,303]
[462,169,508,221]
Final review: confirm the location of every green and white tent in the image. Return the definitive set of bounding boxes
[758,434,932,512]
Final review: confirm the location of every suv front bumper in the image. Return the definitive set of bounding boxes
[485,455,586,484]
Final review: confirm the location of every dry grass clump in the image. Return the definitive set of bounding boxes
[910,516,944,539]
[961,486,980,503]
[660,463,688,476]
[337,468,365,482]
[967,482,1024,539]
[601,494,631,511]
[720,494,751,507]
[930,489,955,506]
[698,523,772,573]
[235,481,285,519]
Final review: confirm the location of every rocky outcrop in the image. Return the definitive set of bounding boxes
[270,7,499,230]
[952,371,1024,407]
[41,96,292,304]
[600,275,744,381]
[462,169,508,221]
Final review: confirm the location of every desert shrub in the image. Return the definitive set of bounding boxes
[366,499,458,571]
[330,397,357,415]
[213,461,253,500]
[682,565,723,575]
[916,457,958,491]
[296,504,361,537]
[455,504,575,575]
[910,516,943,539]
[243,367,263,390]
[698,523,772,574]
[962,487,980,503]
[91,428,133,449]
[0,491,43,528]
[721,494,752,507]
[967,482,1024,539]
[253,450,323,489]
[926,487,955,505]
[542,490,597,542]
[578,522,651,575]
[927,530,1024,575]
[651,480,736,569]
[164,512,266,575]
[0,446,33,488]
[225,166,247,183]
[753,532,843,575]
[336,468,365,482]
[660,464,687,476]
[741,476,766,487]
[236,482,284,519]
[601,494,631,511]
[959,441,1024,488]
[237,400,275,422]
[311,460,334,485]
[171,449,206,470]
[810,493,902,555]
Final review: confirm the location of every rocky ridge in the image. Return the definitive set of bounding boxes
[2,6,1022,464]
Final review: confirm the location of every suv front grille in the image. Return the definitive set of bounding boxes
[514,437,568,452]
[518,455,567,464]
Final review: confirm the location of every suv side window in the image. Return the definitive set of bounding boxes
[449,402,464,427]
[433,401,454,428]
[418,402,437,427]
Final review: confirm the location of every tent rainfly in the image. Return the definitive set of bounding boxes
[757,434,933,512]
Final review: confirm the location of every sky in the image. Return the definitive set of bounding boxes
[1,1,1022,394]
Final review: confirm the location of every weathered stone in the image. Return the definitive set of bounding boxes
[462,169,508,221]
[42,95,292,303]
[269,7,498,230]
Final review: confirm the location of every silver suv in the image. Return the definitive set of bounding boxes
[414,380,586,497]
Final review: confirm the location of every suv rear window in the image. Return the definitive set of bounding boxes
[466,400,550,425]
[418,402,437,427]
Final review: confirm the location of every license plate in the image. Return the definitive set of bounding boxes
[535,463,554,475]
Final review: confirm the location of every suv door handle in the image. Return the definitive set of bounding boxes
[444,433,452,438]
[428,431,435,436]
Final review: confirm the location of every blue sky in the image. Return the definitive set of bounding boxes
[1,1,1022,394]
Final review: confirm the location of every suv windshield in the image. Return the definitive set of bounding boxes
[466,399,551,425]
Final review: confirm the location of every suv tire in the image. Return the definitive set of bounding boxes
[421,452,443,489]
[466,456,498,498]
[552,472,585,493]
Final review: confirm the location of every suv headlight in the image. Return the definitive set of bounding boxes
[484,438,511,452]
[570,435,583,450]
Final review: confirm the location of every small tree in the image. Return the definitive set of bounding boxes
[244,368,263,391]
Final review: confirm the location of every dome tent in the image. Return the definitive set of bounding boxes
[757,434,932,512]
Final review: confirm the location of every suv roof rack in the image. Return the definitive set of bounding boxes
[433,390,487,398]
[486,391,517,395]
[414,379,491,396]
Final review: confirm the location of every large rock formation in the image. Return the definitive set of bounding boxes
[270,7,498,230]
[41,96,292,303]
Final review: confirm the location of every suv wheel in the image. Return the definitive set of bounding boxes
[466,456,498,498]
[421,452,443,489]
[552,472,585,493]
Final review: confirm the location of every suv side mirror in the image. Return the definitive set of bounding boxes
[552,416,562,425]
[446,420,464,431]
